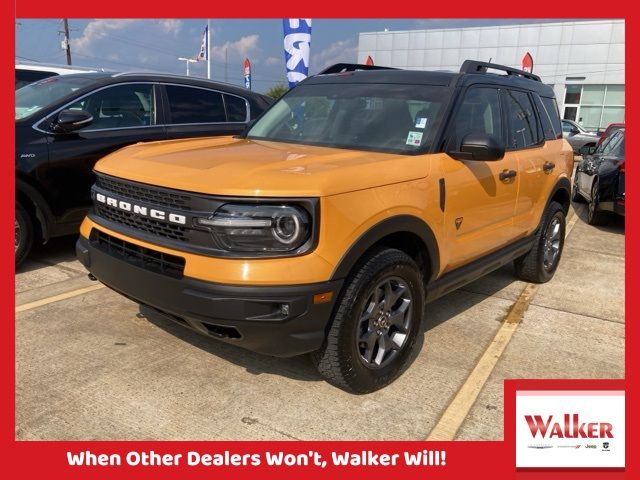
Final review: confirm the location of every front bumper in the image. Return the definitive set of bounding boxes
[76,235,343,357]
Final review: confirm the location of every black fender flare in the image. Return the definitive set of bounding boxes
[546,176,572,214]
[16,178,54,243]
[330,215,440,283]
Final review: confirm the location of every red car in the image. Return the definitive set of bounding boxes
[597,123,624,146]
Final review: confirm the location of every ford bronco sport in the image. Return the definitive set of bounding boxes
[77,61,573,393]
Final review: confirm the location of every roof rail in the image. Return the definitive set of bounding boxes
[460,60,541,82]
[319,63,397,75]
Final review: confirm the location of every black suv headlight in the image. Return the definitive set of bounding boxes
[194,203,313,254]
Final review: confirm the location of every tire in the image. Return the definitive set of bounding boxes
[571,175,585,203]
[15,203,34,267]
[514,201,566,283]
[587,179,609,226]
[311,248,424,394]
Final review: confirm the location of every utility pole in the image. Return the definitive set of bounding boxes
[62,18,72,65]
[225,47,228,83]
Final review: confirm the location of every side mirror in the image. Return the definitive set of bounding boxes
[570,127,580,135]
[51,109,93,134]
[579,145,596,156]
[448,133,505,161]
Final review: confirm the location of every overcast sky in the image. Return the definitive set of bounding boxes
[16,19,562,93]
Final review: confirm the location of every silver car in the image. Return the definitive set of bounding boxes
[562,119,600,153]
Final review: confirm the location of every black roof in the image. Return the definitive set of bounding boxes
[307,60,555,98]
[40,71,269,101]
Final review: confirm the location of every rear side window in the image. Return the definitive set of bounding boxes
[450,87,503,150]
[504,90,540,149]
[166,85,226,124]
[532,94,556,141]
[540,96,562,139]
[15,70,58,90]
[224,94,248,122]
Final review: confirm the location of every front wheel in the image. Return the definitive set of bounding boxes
[15,203,34,267]
[587,180,609,226]
[514,201,566,283]
[312,248,424,393]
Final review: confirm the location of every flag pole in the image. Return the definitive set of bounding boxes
[207,19,211,79]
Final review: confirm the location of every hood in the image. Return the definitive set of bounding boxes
[94,136,430,197]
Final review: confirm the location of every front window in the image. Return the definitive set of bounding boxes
[15,75,97,120]
[246,83,450,154]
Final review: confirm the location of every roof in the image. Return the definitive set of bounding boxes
[307,61,555,97]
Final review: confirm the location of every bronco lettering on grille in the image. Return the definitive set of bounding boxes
[95,192,187,225]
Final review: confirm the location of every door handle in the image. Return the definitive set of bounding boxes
[543,162,556,173]
[499,169,517,181]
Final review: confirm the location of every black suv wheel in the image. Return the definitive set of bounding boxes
[312,248,424,393]
[15,203,34,267]
[514,201,566,283]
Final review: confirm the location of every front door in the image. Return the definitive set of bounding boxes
[42,83,166,220]
[439,86,520,271]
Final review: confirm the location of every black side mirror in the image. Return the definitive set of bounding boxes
[579,145,596,156]
[51,109,93,134]
[570,127,580,135]
[448,133,505,161]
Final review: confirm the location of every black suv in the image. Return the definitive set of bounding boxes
[15,72,272,265]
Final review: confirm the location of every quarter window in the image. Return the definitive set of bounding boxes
[504,90,539,149]
[450,87,503,150]
[540,96,562,139]
[224,94,248,122]
[166,85,226,124]
[67,84,154,130]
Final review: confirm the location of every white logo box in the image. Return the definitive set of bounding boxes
[515,390,625,469]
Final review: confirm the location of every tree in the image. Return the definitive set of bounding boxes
[265,83,288,99]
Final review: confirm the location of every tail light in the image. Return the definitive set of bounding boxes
[618,161,625,173]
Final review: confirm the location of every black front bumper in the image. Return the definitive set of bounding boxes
[76,236,342,357]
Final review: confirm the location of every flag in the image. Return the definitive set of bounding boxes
[196,25,208,62]
[243,58,251,90]
[283,19,312,89]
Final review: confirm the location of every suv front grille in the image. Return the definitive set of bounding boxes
[90,229,185,278]
[95,203,187,242]
[95,175,192,210]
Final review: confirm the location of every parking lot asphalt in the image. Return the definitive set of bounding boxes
[15,202,624,441]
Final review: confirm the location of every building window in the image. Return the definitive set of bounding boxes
[562,84,625,132]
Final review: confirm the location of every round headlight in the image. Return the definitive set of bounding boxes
[273,212,301,244]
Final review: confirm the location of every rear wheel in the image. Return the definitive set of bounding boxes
[587,180,609,225]
[312,248,424,393]
[15,203,34,267]
[515,201,565,283]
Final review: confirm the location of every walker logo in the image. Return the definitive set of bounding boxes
[515,390,625,468]
[524,414,613,439]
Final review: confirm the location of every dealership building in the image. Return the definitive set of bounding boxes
[357,20,624,131]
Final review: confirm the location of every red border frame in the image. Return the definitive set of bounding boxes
[5,5,637,479]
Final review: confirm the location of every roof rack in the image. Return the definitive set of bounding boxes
[319,63,397,75]
[460,60,541,82]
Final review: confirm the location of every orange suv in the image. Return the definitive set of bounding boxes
[77,61,573,393]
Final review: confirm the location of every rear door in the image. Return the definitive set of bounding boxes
[440,86,520,270]
[510,90,561,235]
[161,84,250,139]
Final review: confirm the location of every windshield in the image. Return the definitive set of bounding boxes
[247,83,450,154]
[15,75,97,120]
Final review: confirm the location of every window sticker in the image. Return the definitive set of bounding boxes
[406,131,423,146]
[415,117,428,129]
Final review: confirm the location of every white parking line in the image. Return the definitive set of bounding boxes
[15,283,105,313]
[427,212,579,440]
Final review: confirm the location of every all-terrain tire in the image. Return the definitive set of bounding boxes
[311,248,424,394]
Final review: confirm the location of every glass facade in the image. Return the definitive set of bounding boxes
[563,84,625,131]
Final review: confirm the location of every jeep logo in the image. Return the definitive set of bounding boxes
[95,192,186,225]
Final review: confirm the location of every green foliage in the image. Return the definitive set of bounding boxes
[265,83,288,99]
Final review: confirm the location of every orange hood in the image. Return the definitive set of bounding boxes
[94,136,431,197]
